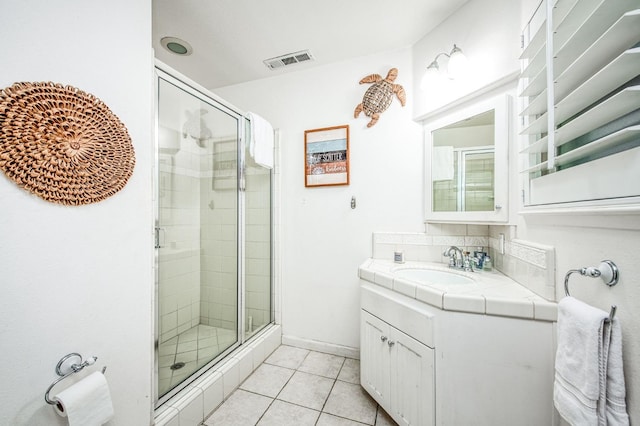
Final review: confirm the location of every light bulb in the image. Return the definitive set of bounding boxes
[447,45,468,80]
[420,61,440,91]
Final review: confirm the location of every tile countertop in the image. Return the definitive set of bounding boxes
[359,259,558,322]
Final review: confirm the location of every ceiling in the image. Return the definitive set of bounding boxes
[152,0,469,90]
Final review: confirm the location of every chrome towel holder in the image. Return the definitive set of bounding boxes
[44,352,107,408]
[564,260,619,322]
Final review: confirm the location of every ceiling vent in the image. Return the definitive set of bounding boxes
[263,50,314,70]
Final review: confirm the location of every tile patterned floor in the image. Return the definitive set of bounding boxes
[158,324,238,396]
[203,345,398,426]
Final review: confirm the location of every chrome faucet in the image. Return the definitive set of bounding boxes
[443,246,464,269]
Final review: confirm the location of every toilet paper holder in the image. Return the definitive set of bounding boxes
[44,352,107,406]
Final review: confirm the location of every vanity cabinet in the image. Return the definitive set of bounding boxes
[361,311,435,426]
[360,280,556,426]
[360,284,436,426]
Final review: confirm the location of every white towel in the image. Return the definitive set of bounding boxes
[553,297,629,426]
[432,146,454,181]
[247,112,274,169]
[605,319,630,425]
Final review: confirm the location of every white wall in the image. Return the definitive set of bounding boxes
[220,0,640,422]
[412,0,521,118]
[0,1,154,425]
[216,47,424,350]
[517,218,640,423]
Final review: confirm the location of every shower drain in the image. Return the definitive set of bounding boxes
[170,362,186,370]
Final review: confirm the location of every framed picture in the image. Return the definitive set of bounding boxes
[304,125,350,187]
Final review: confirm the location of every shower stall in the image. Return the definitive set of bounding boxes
[154,64,273,405]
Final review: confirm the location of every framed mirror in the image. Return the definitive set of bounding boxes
[424,94,510,223]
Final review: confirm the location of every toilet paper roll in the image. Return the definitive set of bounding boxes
[53,371,114,426]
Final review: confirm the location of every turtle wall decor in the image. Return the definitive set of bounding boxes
[354,67,406,127]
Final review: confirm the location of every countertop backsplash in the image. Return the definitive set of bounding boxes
[372,224,556,301]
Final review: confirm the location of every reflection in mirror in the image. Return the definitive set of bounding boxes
[432,110,495,212]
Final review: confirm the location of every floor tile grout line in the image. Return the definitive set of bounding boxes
[264,348,343,425]
[317,412,371,426]
[203,346,379,426]
[316,356,345,421]
[226,351,311,424]
[315,377,337,425]
[253,393,277,426]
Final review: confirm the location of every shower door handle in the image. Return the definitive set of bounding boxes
[155,227,165,249]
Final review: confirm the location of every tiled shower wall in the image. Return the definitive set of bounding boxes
[199,187,238,330]
[200,142,238,331]
[245,163,272,334]
[432,154,495,212]
[372,223,555,301]
[158,149,203,344]
[464,153,495,211]
[199,142,273,333]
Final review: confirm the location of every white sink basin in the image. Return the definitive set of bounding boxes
[394,268,475,285]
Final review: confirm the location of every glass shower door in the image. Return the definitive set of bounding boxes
[243,118,273,339]
[156,74,240,401]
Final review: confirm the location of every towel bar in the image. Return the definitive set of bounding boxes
[564,260,619,323]
[44,353,107,407]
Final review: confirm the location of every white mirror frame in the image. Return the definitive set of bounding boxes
[424,94,511,223]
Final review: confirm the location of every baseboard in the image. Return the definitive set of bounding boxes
[281,334,360,359]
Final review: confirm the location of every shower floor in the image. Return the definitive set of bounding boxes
[158,324,238,396]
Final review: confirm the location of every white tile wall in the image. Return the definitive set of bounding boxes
[372,225,556,301]
[154,406,180,426]
[159,158,203,343]
[200,182,238,328]
[489,225,556,301]
[194,371,224,418]
[199,166,271,332]
[373,225,491,264]
[244,167,272,335]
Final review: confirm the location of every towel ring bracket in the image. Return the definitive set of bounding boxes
[564,260,619,323]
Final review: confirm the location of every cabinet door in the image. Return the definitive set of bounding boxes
[424,94,510,223]
[360,310,391,406]
[389,328,435,426]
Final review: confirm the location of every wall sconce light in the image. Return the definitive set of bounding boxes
[420,44,469,90]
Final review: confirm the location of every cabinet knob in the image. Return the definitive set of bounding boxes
[388,340,395,347]
[380,336,388,342]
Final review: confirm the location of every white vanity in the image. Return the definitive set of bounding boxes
[359,259,558,426]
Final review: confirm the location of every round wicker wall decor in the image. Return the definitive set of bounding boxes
[0,81,135,205]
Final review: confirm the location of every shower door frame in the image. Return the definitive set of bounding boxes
[153,62,257,407]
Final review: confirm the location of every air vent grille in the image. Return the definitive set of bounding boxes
[264,50,314,70]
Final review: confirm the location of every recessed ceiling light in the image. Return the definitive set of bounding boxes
[160,37,193,56]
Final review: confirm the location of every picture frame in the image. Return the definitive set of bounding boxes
[304,125,350,187]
